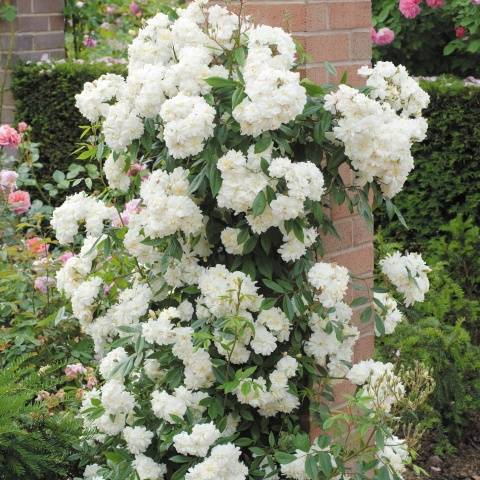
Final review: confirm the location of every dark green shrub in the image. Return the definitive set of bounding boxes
[376,261,480,443]
[376,78,480,249]
[11,61,126,178]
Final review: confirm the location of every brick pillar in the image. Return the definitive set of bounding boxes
[0,0,64,123]
[242,0,374,425]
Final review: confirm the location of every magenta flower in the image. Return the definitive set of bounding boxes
[456,26,467,38]
[0,124,21,148]
[399,0,421,18]
[34,276,54,294]
[371,27,395,46]
[129,1,142,15]
[82,35,97,48]
[65,363,87,379]
[8,190,30,214]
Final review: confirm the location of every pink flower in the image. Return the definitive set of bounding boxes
[65,363,87,380]
[8,190,30,214]
[105,4,117,14]
[26,237,49,256]
[371,27,395,46]
[426,0,444,7]
[113,198,142,227]
[472,0,480,5]
[0,124,21,148]
[456,26,467,38]
[17,122,28,133]
[399,0,421,18]
[58,251,74,264]
[128,162,145,176]
[82,35,97,48]
[34,276,54,294]
[0,170,17,191]
[129,1,142,15]
[86,375,98,389]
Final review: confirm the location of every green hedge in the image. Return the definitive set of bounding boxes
[376,76,480,247]
[11,61,126,177]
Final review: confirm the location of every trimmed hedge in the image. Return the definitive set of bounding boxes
[11,61,126,176]
[376,77,480,247]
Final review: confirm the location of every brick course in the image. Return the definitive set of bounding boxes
[0,0,64,122]
[241,0,374,434]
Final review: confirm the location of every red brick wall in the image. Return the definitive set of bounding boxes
[0,0,64,122]
[242,0,374,421]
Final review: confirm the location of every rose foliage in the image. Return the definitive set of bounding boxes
[52,2,433,479]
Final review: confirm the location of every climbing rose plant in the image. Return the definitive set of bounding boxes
[53,1,432,479]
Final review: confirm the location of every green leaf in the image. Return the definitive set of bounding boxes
[360,306,373,323]
[300,78,325,97]
[324,61,337,76]
[232,85,246,109]
[205,76,238,88]
[375,429,385,449]
[305,455,319,479]
[233,47,246,66]
[254,134,272,154]
[252,190,267,217]
[260,298,277,310]
[170,455,192,463]
[0,4,17,22]
[317,451,333,476]
[274,451,297,464]
[351,296,370,307]
[262,278,286,293]
[375,313,386,336]
[242,236,257,255]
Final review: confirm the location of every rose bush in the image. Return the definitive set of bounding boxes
[372,0,480,76]
[51,2,434,479]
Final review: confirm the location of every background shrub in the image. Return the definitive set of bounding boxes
[376,77,480,248]
[11,61,126,178]
[372,0,480,77]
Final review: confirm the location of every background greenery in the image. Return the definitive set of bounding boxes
[372,0,480,77]
[11,61,126,179]
[375,77,480,454]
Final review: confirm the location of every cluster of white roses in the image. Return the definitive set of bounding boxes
[324,62,429,198]
[380,251,431,306]
[54,2,435,479]
[359,62,430,119]
[347,360,405,413]
[217,148,325,262]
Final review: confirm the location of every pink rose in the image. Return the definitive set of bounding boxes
[58,251,74,264]
[129,1,142,15]
[86,375,98,389]
[65,363,87,379]
[8,190,31,214]
[0,170,18,191]
[34,276,54,294]
[426,0,444,7]
[456,26,467,38]
[127,162,145,176]
[83,35,97,48]
[0,124,21,148]
[372,27,395,46]
[399,0,421,18]
[113,198,141,227]
[17,122,28,133]
[26,237,49,256]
